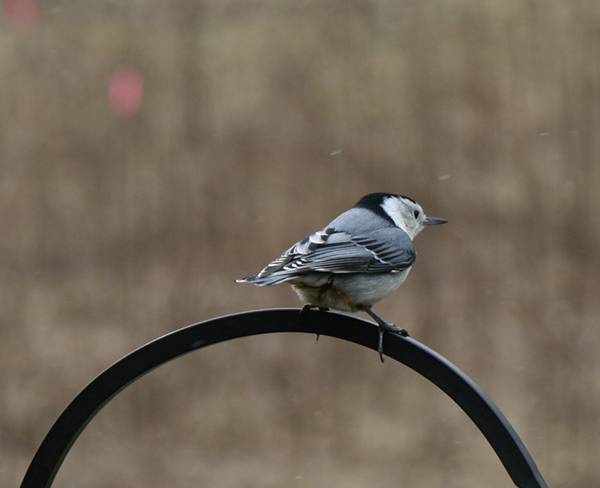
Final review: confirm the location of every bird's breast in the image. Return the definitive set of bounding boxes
[290,268,411,313]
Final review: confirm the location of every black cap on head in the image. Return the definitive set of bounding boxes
[354,192,415,208]
[355,193,392,208]
[353,193,411,225]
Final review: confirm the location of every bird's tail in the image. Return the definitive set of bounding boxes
[235,273,292,286]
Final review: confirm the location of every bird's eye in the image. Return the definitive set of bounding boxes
[413,210,420,219]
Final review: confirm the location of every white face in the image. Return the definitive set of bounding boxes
[381,196,427,239]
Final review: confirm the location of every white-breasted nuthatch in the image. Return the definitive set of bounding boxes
[236,192,447,361]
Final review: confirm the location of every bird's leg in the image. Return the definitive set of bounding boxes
[299,304,329,343]
[365,308,409,363]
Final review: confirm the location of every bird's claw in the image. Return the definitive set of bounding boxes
[376,322,409,362]
[378,328,385,363]
[298,305,329,343]
[378,321,409,337]
[299,304,329,316]
[365,308,409,362]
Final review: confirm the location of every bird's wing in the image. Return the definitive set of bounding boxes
[243,227,416,284]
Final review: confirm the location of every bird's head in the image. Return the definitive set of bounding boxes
[355,192,448,240]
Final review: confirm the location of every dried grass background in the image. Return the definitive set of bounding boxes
[2,1,600,487]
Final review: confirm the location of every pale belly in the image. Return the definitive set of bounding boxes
[291,269,411,312]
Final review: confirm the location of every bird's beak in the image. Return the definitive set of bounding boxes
[424,217,448,226]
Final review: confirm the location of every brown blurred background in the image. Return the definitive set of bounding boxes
[1,1,599,487]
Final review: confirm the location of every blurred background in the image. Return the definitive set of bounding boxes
[1,1,599,487]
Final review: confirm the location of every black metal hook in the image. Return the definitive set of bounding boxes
[20,309,548,488]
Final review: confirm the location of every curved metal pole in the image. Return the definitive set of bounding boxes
[20,309,548,488]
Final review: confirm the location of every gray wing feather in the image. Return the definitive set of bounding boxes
[241,227,416,285]
[298,229,416,273]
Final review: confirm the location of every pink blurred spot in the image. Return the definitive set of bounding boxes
[109,67,144,118]
[3,0,40,29]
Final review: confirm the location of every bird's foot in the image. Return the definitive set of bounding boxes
[299,304,329,343]
[300,304,330,315]
[365,308,409,363]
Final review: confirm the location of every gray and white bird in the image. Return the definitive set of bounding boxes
[236,192,447,361]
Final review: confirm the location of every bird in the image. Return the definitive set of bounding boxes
[236,192,447,361]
